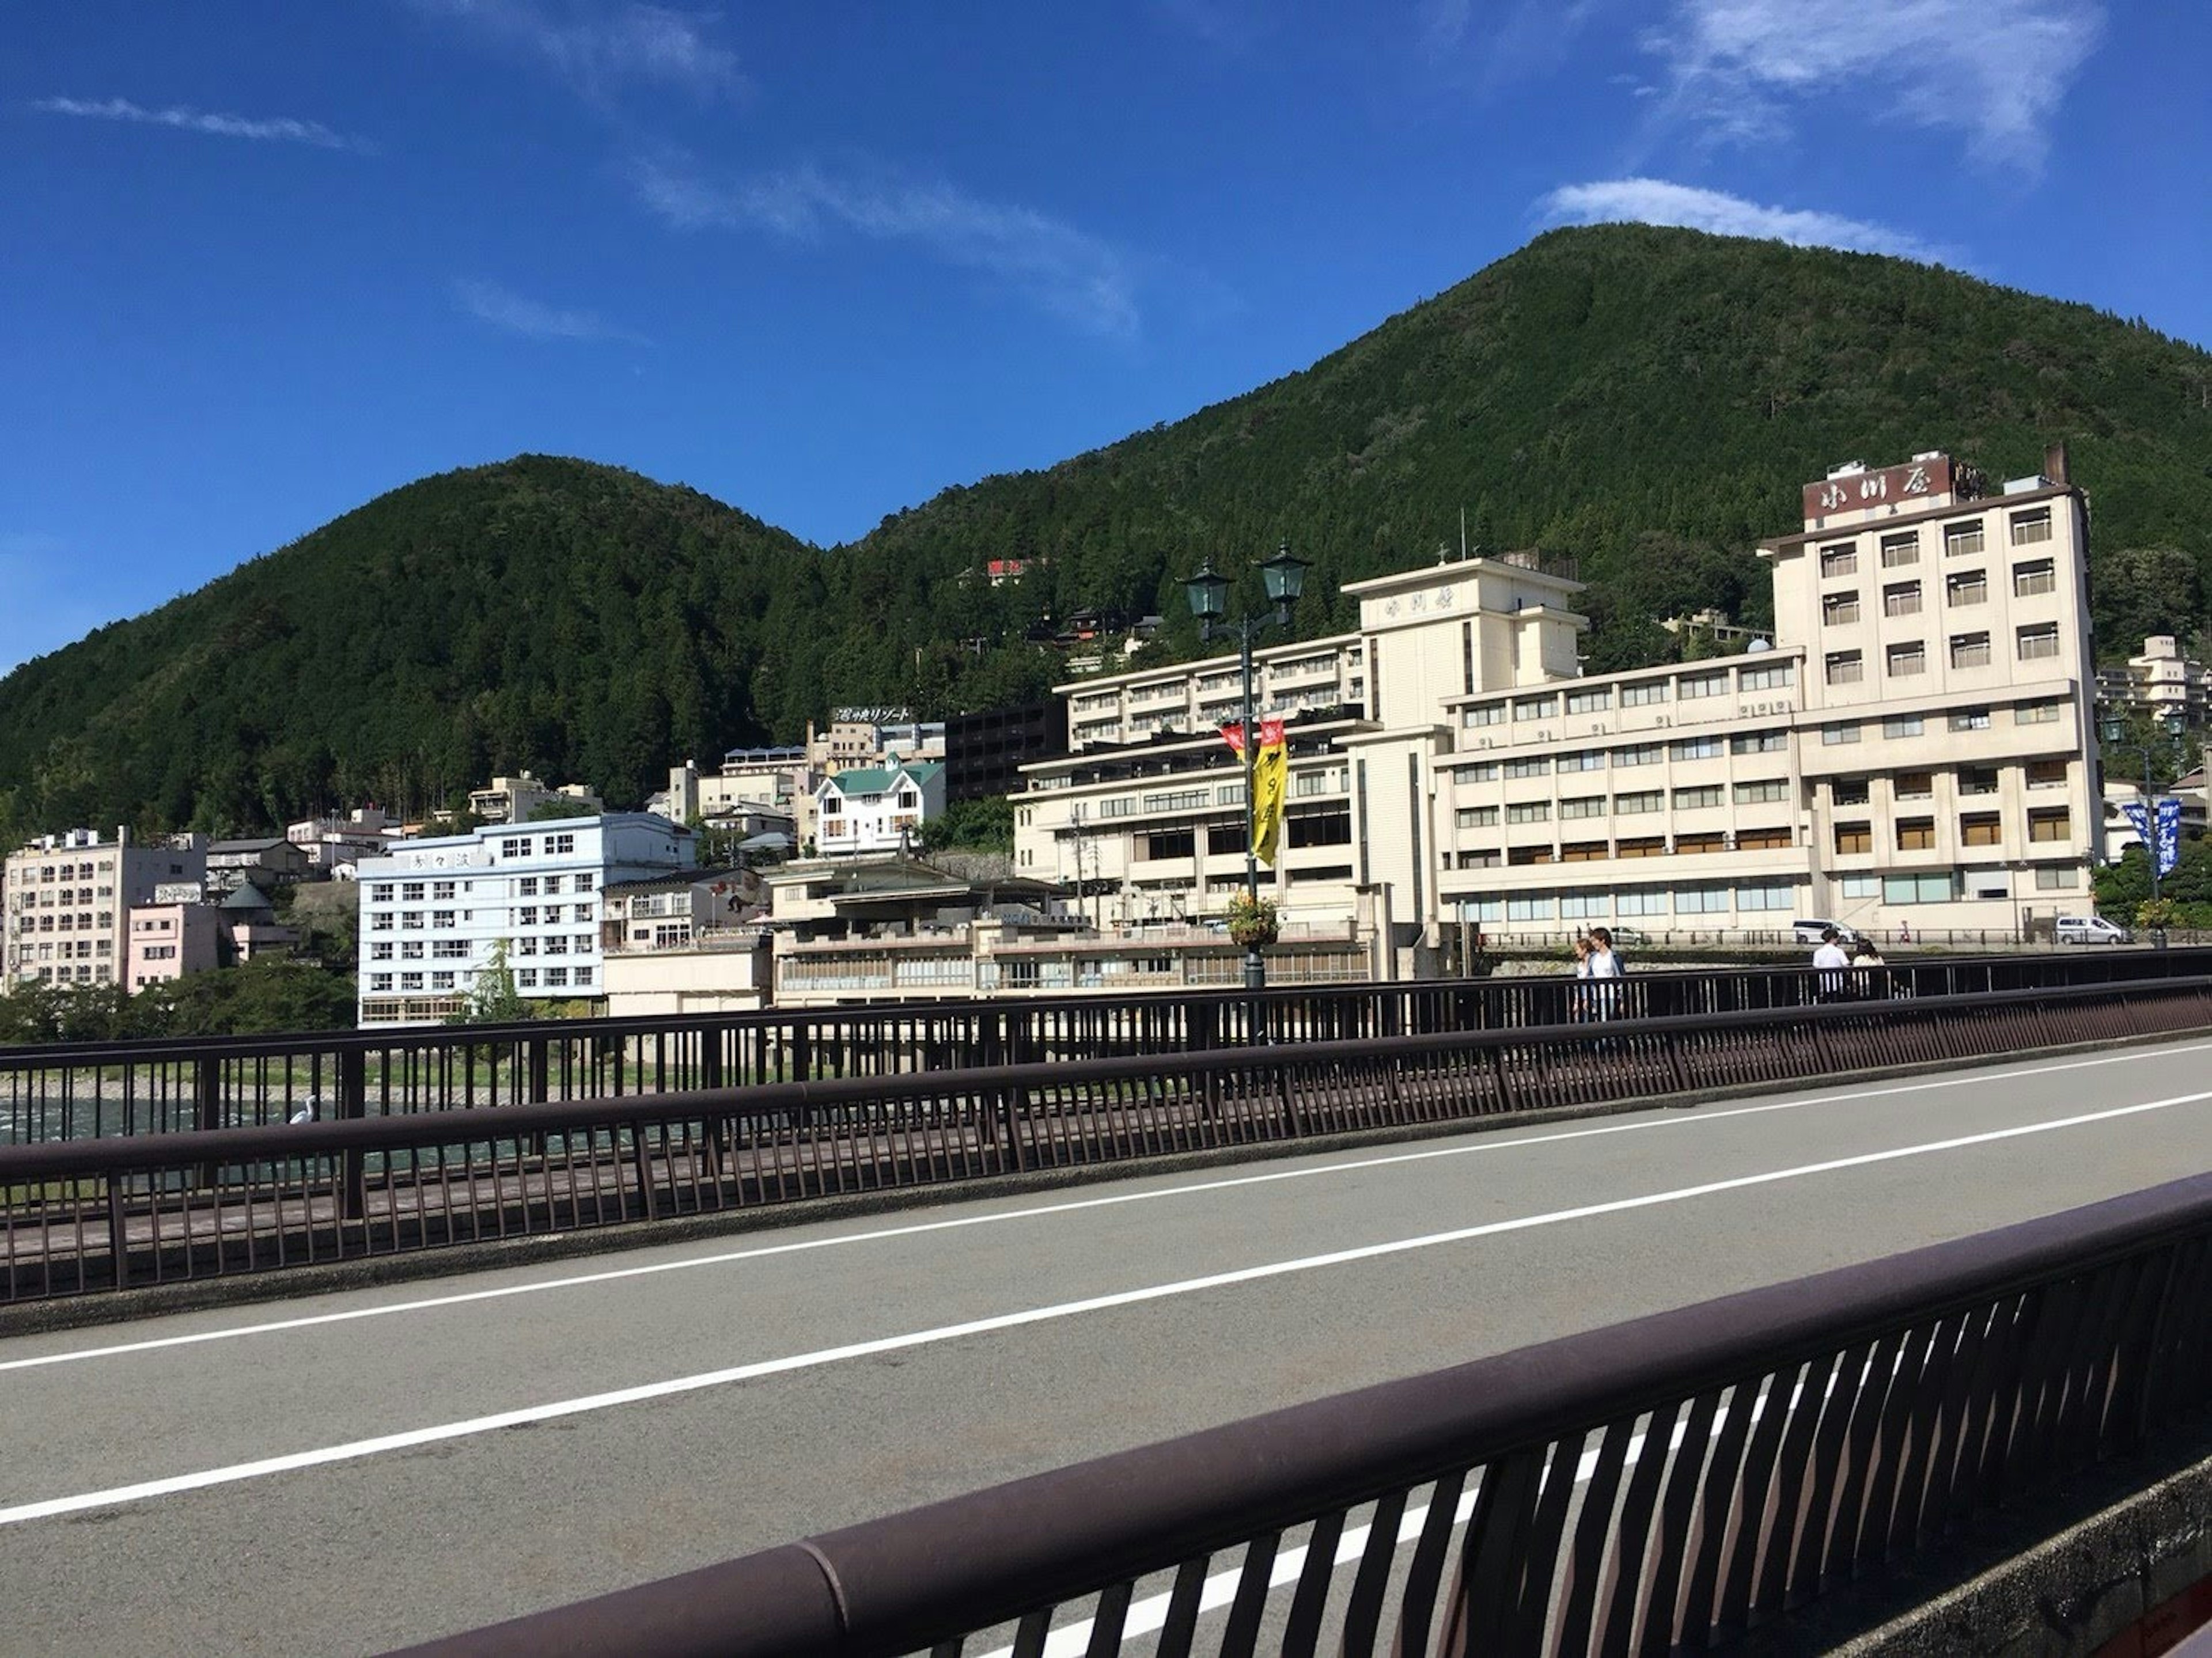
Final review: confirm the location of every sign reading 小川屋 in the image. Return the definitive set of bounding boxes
[1802,455,1954,519]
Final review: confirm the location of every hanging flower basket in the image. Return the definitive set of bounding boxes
[1224,893,1279,949]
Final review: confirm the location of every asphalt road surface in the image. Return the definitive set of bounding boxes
[4,1035,2211,1656]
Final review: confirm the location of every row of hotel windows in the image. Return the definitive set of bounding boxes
[369,872,596,903]
[1139,813,1354,862]
[17,939,107,961]
[13,912,115,933]
[1453,864,2076,924]
[1816,509,2052,579]
[13,885,117,906]
[1822,704,2063,743]
[1821,561,2055,624]
[19,860,116,882]
[1826,626,2061,682]
[369,906,594,931]
[1457,781,1793,825]
[1828,761,2069,803]
[1455,731,1790,780]
[1461,663,1797,727]
[1451,830,1794,867]
[368,966,596,992]
[22,963,112,983]
[1834,810,2071,852]
[369,934,593,959]
[496,833,578,859]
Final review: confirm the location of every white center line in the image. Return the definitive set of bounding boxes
[2,1081,2205,1527]
[7,1037,2205,1375]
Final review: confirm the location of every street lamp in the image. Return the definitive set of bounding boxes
[1184,541,1310,994]
[2100,711,2188,946]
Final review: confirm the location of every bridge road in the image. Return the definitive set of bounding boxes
[1,1036,2209,1656]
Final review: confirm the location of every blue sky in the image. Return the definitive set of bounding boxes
[4,0,2205,673]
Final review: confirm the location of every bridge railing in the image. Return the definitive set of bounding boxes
[3,974,2207,1303]
[403,1168,2212,1658]
[3,947,2207,1147]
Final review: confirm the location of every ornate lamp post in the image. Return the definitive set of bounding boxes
[1184,542,1309,993]
[2099,710,2188,947]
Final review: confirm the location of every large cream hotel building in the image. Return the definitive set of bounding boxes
[1012,449,2102,958]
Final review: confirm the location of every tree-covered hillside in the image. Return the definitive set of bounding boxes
[2,224,2208,843]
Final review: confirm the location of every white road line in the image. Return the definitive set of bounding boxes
[2,1082,2206,1528]
[6,1037,2205,1376]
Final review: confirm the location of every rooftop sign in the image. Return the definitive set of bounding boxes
[1802,455,1952,520]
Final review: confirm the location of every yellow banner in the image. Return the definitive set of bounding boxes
[1250,719,1289,866]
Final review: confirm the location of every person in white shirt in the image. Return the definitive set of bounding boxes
[1812,926,1851,998]
[1586,926,1624,1019]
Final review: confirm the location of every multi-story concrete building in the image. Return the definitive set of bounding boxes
[816,758,946,856]
[3,830,208,992]
[1013,448,2104,961]
[2098,634,2210,731]
[125,904,222,991]
[355,814,694,1026]
[464,772,604,827]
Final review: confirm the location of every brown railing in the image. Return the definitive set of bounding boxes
[4,948,2208,1148]
[3,976,2207,1303]
[402,1169,2212,1657]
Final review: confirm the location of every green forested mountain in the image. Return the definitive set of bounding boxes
[3,223,2209,842]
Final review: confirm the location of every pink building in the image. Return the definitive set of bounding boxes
[126,905,221,991]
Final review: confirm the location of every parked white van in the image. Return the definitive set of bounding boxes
[1791,919,1860,945]
[2054,915,2131,946]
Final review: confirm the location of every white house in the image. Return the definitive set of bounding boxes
[815,758,946,856]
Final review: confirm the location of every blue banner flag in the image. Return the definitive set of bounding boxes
[2155,797,2183,878]
[2122,801,2152,852]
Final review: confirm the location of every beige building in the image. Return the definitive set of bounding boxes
[599,867,772,1019]
[465,772,604,826]
[2098,634,2209,730]
[4,830,209,992]
[1013,448,2104,957]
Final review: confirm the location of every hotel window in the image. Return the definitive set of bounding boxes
[402,912,424,929]
[1839,875,1880,900]
[1735,779,1789,804]
[1825,651,1864,686]
[1616,837,1666,859]
[2028,808,2071,843]
[370,974,393,992]
[2013,559,2057,597]
[1885,872,1957,904]
[517,906,537,926]
[370,942,393,961]
[1896,817,1936,851]
[431,881,456,900]
[1672,736,1724,761]
[1883,715,1924,739]
[1834,822,1873,855]
[2034,866,2078,890]
[430,910,454,928]
[1819,545,1858,578]
[1730,730,1786,755]
[1559,750,1606,772]
[543,936,569,955]
[400,941,424,959]
[2027,758,2068,789]
[517,877,539,897]
[400,882,425,902]
[1737,881,1793,910]
[1673,786,1724,810]
[2016,701,2062,724]
[574,874,595,892]
[574,934,593,953]
[1143,828,1195,860]
[1949,710,1992,734]
[1565,688,1612,714]
[501,839,528,859]
[1506,802,1551,824]
[371,913,393,931]
[1949,632,1992,669]
[545,968,569,988]
[1896,771,1934,800]
[1944,521,1986,556]
[1887,641,1926,677]
[1823,593,1862,626]
[548,834,576,854]
[2017,623,2061,662]
[573,968,593,987]
[544,877,566,895]
[1513,695,1558,720]
[1958,766,2001,797]
[1508,846,1554,866]
[431,972,455,991]
[1675,833,1726,856]
[1882,581,1922,617]
[1738,663,1794,690]
[1505,757,1551,779]
[1560,891,1608,915]
[1462,703,1505,727]
[1821,722,1861,745]
[517,969,538,987]
[400,972,424,991]
[1455,762,1500,783]
[1879,531,1919,568]
[1506,896,1554,921]
[1946,570,1987,606]
[1832,779,1871,807]
[2010,507,2052,545]
[1454,806,1499,829]
[1614,744,1662,768]
[1675,885,1729,912]
[1458,850,1502,869]
[1679,673,1728,700]
[1560,796,1607,819]
[1960,813,2002,847]
[1615,889,1666,916]
[1736,826,1793,851]
[1621,681,1668,706]
[1615,790,1663,815]
[1208,824,1245,855]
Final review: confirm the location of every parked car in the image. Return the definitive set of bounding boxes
[2054,915,2131,946]
[1791,919,1860,945]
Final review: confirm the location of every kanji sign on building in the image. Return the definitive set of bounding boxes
[1802,455,1953,520]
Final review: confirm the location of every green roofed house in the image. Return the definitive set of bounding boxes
[816,758,945,857]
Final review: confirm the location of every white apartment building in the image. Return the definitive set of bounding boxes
[1013,448,2104,959]
[355,814,694,1025]
[3,830,209,992]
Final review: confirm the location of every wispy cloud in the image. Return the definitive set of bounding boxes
[31,96,369,152]
[1642,0,2104,169]
[453,278,646,343]
[410,0,742,101]
[1538,178,1956,264]
[633,157,1141,336]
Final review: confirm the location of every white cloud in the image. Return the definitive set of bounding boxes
[632,158,1141,336]
[31,96,368,151]
[1537,177,1956,263]
[411,0,741,101]
[452,278,646,343]
[1642,0,2104,168]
